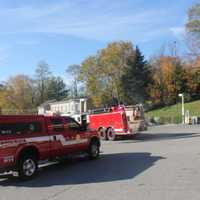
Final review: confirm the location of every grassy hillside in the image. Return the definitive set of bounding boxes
[146,100,200,124]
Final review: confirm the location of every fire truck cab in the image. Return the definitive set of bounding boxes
[0,115,100,179]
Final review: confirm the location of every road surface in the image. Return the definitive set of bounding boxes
[1,125,200,200]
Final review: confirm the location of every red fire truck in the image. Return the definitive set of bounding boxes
[88,104,147,141]
[0,115,100,179]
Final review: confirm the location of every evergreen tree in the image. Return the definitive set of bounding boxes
[47,76,69,101]
[172,61,189,102]
[121,46,151,105]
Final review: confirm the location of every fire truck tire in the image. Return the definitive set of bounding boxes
[107,128,116,141]
[18,154,38,180]
[98,128,107,140]
[88,140,100,160]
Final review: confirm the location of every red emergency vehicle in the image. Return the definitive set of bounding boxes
[0,115,100,179]
[88,105,147,141]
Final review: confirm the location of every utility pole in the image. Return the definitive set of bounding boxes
[178,93,185,124]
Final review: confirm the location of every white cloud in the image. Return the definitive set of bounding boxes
[0,1,180,43]
[26,10,167,41]
[170,27,185,38]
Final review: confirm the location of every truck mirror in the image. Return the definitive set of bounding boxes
[81,122,89,131]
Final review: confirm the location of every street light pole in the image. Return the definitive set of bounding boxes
[178,93,185,124]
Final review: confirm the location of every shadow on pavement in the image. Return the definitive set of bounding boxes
[117,131,200,144]
[0,152,164,187]
[133,132,200,142]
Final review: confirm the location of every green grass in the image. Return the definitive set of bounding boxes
[146,100,200,124]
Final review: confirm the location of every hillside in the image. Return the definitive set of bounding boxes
[146,100,200,124]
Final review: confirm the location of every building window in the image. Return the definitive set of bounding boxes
[71,103,74,112]
[75,103,79,113]
[65,105,68,113]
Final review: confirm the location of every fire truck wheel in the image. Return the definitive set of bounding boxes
[18,154,38,180]
[98,128,107,140]
[107,128,116,141]
[88,140,100,160]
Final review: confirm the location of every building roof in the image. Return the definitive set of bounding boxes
[38,100,57,108]
[49,97,87,105]
[39,97,87,107]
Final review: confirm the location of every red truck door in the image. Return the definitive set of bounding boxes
[64,117,89,152]
[46,117,69,157]
[46,116,88,157]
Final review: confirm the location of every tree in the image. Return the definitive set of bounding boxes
[35,61,51,104]
[151,56,177,106]
[121,46,152,104]
[186,3,200,56]
[0,83,8,113]
[185,57,200,100]
[47,76,69,100]
[79,56,104,107]
[79,41,136,107]
[98,42,135,102]
[172,61,188,98]
[66,64,81,97]
[0,75,35,114]
[149,54,188,106]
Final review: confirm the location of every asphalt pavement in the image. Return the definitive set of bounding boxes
[1,124,200,200]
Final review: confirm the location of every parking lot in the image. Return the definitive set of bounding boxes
[1,124,200,200]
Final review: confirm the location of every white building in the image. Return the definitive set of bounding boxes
[38,98,87,117]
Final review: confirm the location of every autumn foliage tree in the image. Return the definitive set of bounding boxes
[78,42,152,107]
[0,75,35,113]
[0,62,68,114]
[149,55,188,107]
[79,42,136,107]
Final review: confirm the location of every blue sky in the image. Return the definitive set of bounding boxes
[0,0,199,82]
